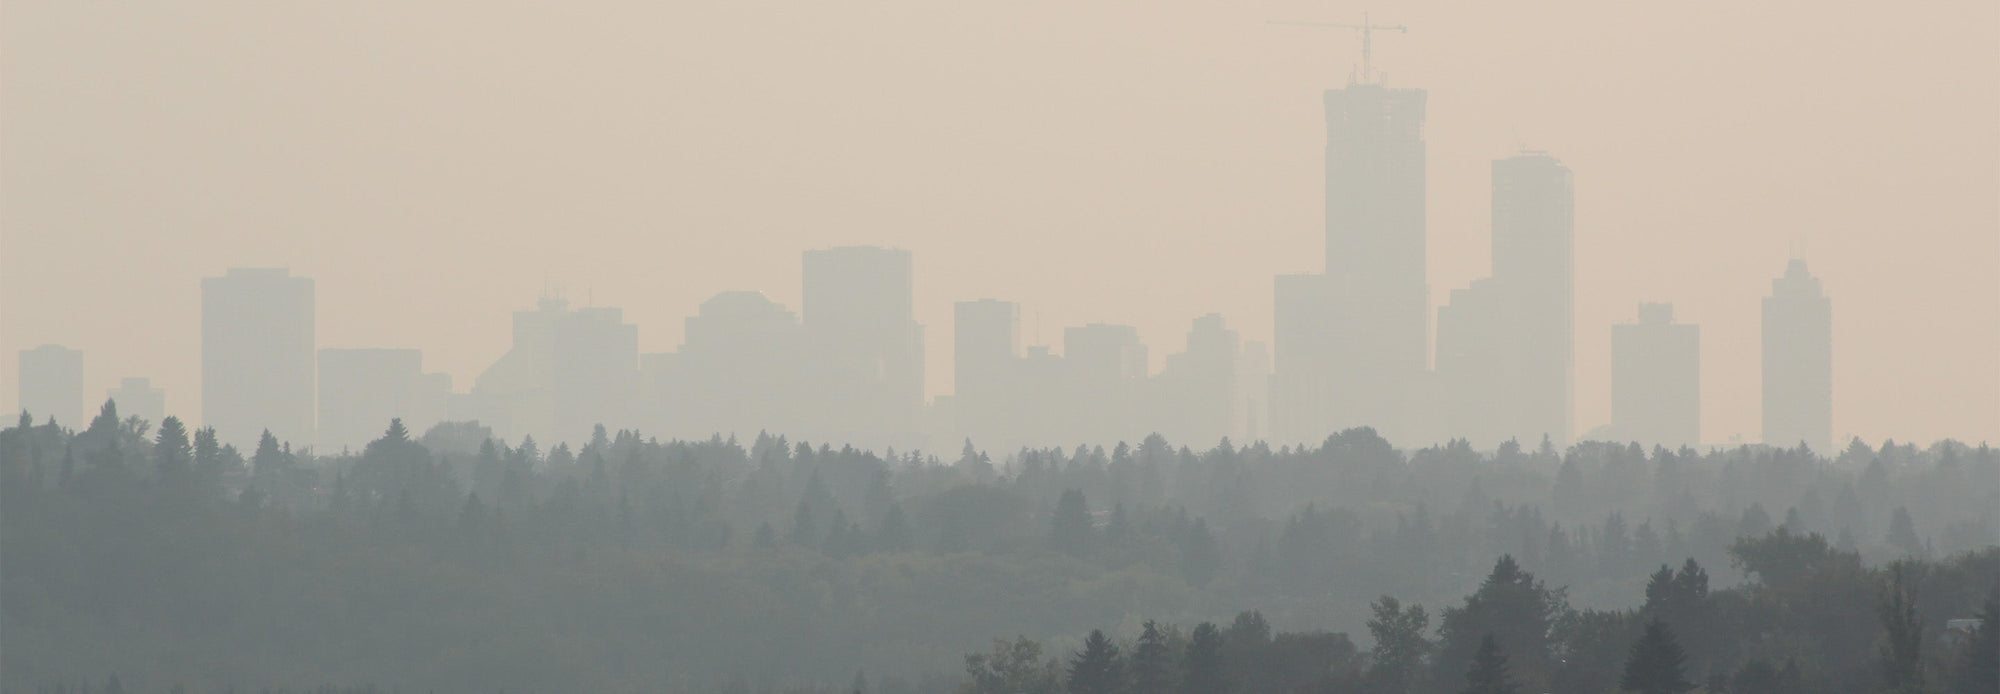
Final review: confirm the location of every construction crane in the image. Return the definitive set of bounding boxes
[1268,12,1407,84]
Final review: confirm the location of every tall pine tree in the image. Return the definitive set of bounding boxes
[1619,618,1695,694]
[1461,635,1519,694]
[1066,629,1123,694]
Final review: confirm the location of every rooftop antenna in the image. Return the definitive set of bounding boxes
[1268,11,1407,84]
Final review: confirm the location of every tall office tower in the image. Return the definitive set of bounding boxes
[1762,259,1832,451]
[464,297,639,445]
[318,349,450,453]
[1238,340,1271,443]
[802,246,924,448]
[106,377,166,428]
[203,268,315,449]
[953,299,1020,447]
[1434,278,1508,446]
[1437,153,1575,448]
[1491,153,1574,446]
[18,344,83,428]
[1155,313,1240,447]
[1320,79,1429,442]
[1271,273,1337,444]
[1611,303,1700,449]
[647,291,806,440]
[1062,323,1149,443]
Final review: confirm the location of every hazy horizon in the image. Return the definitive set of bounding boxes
[4,0,1996,447]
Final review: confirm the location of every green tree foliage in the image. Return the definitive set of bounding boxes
[1619,618,1695,694]
[1131,619,1180,693]
[1436,556,1564,693]
[151,416,192,483]
[962,636,1061,694]
[1948,589,1997,694]
[1050,489,1094,556]
[1181,621,1227,694]
[1461,635,1520,694]
[1066,629,1123,694]
[1878,561,1927,694]
[1364,595,1432,694]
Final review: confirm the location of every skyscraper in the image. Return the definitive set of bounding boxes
[17,344,83,428]
[802,246,924,448]
[1154,313,1240,447]
[953,299,1020,447]
[106,377,165,428]
[645,291,805,441]
[318,348,449,453]
[462,297,638,446]
[1762,259,1832,451]
[1320,79,1428,442]
[1436,153,1575,448]
[202,268,315,449]
[1612,303,1700,449]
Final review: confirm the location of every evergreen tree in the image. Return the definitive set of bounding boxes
[1365,596,1432,694]
[1950,589,1997,694]
[251,430,287,478]
[1130,619,1178,693]
[1181,621,1227,694]
[1879,561,1927,694]
[1049,489,1093,556]
[1887,508,1925,558]
[1461,635,1519,694]
[1066,629,1124,694]
[1619,618,1695,694]
[875,502,913,553]
[152,416,193,482]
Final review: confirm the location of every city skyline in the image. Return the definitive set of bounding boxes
[2,1,1995,445]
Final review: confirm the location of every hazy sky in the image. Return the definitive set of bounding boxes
[4,0,1996,446]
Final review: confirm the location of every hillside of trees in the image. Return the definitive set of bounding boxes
[3,401,1996,692]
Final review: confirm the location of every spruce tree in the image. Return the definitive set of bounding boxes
[1181,622,1227,694]
[152,416,193,482]
[1049,489,1094,556]
[1619,618,1695,694]
[1130,620,1178,693]
[1066,629,1123,694]
[1462,635,1519,694]
[1879,562,1927,694]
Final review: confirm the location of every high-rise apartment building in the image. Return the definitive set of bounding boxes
[1611,303,1700,449]
[17,344,83,428]
[1762,259,1832,451]
[645,291,806,441]
[953,299,1020,447]
[202,268,315,449]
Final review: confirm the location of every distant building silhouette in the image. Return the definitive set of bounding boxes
[106,377,165,429]
[18,344,83,429]
[953,298,1020,449]
[1238,340,1271,443]
[1436,153,1575,448]
[202,268,315,449]
[802,247,924,449]
[1275,75,1430,444]
[1612,302,1700,448]
[318,348,449,453]
[644,291,805,441]
[1272,273,1338,444]
[1154,313,1239,448]
[1762,259,1832,451]
[459,297,637,446]
[1062,323,1149,444]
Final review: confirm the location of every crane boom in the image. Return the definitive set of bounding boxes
[1267,11,1407,84]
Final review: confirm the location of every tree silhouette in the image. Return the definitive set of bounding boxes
[1066,629,1123,694]
[1181,622,1226,694]
[1879,561,1926,694]
[1049,489,1093,556]
[1461,635,1519,694]
[1619,618,1694,694]
[152,416,192,482]
[1130,619,1178,693]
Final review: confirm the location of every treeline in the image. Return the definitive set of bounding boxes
[2,401,1996,691]
[953,548,1999,694]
